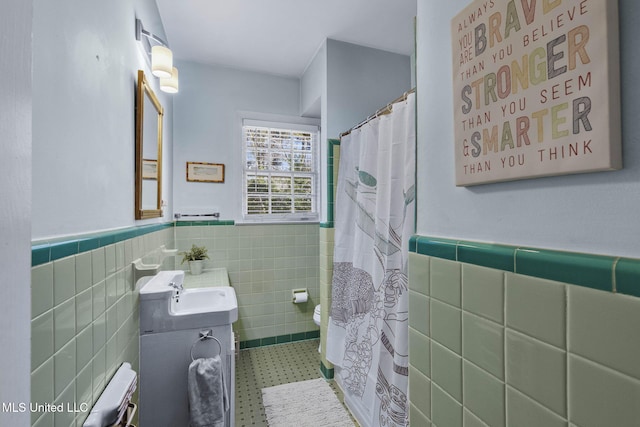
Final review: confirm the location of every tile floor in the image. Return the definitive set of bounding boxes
[234,339,351,426]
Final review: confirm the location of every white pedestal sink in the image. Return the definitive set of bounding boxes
[138,270,237,427]
[171,287,235,314]
[139,270,238,333]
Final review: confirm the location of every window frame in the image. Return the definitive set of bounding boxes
[241,119,320,222]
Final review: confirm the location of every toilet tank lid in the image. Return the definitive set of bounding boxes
[83,363,137,427]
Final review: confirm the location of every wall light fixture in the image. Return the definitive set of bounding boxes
[160,67,179,94]
[135,18,179,93]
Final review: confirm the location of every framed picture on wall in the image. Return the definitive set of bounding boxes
[186,162,225,183]
[142,159,158,180]
[450,0,621,186]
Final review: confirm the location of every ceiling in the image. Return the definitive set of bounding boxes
[155,0,417,78]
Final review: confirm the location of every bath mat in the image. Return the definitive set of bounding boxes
[261,378,355,427]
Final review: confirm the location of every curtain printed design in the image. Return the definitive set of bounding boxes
[327,93,415,427]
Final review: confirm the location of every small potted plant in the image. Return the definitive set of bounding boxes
[180,244,209,275]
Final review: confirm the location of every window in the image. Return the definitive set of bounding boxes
[242,120,319,221]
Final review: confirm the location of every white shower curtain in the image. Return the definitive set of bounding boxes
[327,92,415,427]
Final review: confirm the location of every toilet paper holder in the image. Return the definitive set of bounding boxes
[292,288,308,303]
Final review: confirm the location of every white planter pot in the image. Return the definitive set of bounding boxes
[189,260,203,275]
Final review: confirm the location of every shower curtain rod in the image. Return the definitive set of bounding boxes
[339,87,416,138]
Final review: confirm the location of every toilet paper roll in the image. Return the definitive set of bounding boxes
[293,291,308,304]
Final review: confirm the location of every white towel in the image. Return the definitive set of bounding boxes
[188,356,228,427]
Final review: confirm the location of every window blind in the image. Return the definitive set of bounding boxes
[242,121,319,221]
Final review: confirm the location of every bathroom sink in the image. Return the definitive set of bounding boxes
[139,271,238,333]
[171,287,237,318]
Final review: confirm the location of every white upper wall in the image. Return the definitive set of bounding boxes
[326,39,412,139]
[300,42,326,118]
[1,1,32,423]
[31,0,174,240]
[174,40,411,223]
[416,0,640,257]
[171,61,304,220]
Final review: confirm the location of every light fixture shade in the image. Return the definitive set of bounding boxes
[151,45,173,78]
[160,67,179,93]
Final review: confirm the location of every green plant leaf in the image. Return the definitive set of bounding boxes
[180,244,209,264]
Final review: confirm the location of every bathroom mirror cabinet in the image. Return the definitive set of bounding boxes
[135,70,164,219]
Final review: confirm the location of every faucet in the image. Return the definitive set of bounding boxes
[169,281,183,303]
[169,281,183,292]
